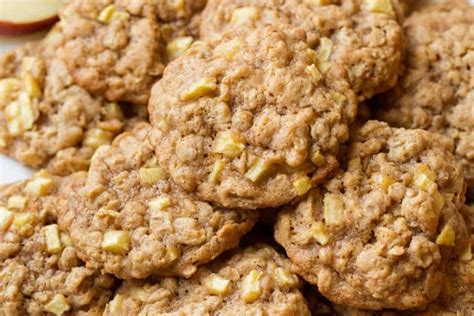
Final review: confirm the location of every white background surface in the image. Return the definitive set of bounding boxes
[1,1,473,185]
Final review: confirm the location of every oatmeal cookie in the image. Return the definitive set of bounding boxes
[57,0,206,105]
[412,204,474,315]
[0,172,115,315]
[275,121,469,310]
[0,41,140,175]
[375,3,474,197]
[200,0,404,100]
[149,26,357,209]
[103,244,310,315]
[58,123,258,279]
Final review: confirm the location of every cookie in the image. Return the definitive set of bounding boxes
[103,244,310,315]
[412,204,474,315]
[375,4,474,197]
[275,120,469,310]
[58,123,258,279]
[0,172,115,315]
[200,0,404,101]
[57,0,206,105]
[0,40,142,175]
[149,25,357,209]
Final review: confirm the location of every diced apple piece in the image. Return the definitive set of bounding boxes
[323,193,344,226]
[44,294,70,315]
[242,270,262,303]
[436,224,456,247]
[364,0,395,16]
[0,207,14,231]
[293,176,312,196]
[215,38,242,60]
[209,159,226,183]
[7,195,27,210]
[274,267,298,287]
[181,77,217,101]
[102,230,130,254]
[245,158,271,183]
[25,176,54,197]
[0,78,20,107]
[373,174,394,193]
[205,274,231,296]
[98,5,129,24]
[167,36,194,61]
[230,7,261,25]
[43,224,62,254]
[83,128,114,149]
[60,231,73,247]
[149,197,171,211]
[139,167,166,185]
[24,73,42,98]
[305,64,322,82]
[311,221,329,245]
[213,131,245,159]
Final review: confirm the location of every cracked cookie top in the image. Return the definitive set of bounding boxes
[149,25,357,209]
[200,0,404,100]
[275,120,469,310]
[58,123,258,280]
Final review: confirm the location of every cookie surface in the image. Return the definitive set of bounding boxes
[58,123,258,279]
[275,121,469,310]
[0,41,137,175]
[412,204,474,315]
[57,0,205,105]
[0,172,115,315]
[200,0,404,100]
[103,244,310,315]
[149,26,357,209]
[375,4,474,197]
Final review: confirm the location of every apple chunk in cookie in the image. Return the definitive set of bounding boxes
[103,244,310,316]
[0,171,115,315]
[200,0,404,101]
[275,121,469,310]
[56,0,206,105]
[58,123,259,279]
[149,25,357,209]
[0,40,142,175]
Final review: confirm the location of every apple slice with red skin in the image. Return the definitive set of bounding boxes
[0,0,62,36]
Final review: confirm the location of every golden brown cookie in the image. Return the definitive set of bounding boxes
[275,121,469,310]
[375,3,474,198]
[200,0,404,101]
[58,123,258,279]
[149,25,357,209]
[103,244,310,315]
[0,41,139,175]
[0,171,115,315]
[56,0,206,105]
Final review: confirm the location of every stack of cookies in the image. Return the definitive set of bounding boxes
[0,0,472,315]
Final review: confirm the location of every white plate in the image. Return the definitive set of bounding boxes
[1,2,473,184]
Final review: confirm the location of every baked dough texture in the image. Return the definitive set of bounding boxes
[57,0,206,105]
[275,121,469,310]
[0,41,138,175]
[200,0,404,101]
[149,25,357,209]
[0,172,115,315]
[103,244,310,316]
[58,123,258,279]
[376,3,474,197]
